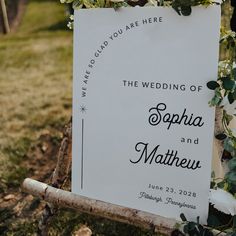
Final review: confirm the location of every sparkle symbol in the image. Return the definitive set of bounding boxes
[80,105,87,113]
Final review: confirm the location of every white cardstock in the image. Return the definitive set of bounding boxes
[72,6,221,223]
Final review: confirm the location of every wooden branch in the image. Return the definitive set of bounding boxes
[26,106,228,235]
[22,178,177,235]
[38,119,72,235]
[22,178,227,235]
[52,119,72,188]
[214,107,224,136]
[0,0,10,34]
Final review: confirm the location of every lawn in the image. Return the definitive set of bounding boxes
[0,0,234,235]
[0,0,73,234]
[0,0,72,186]
[0,1,161,235]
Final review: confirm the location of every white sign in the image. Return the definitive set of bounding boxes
[72,6,221,223]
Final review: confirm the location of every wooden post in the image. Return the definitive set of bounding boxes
[0,0,10,34]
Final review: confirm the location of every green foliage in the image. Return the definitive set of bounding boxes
[60,0,214,11]
[0,137,31,188]
[58,0,236,235]
[222,77,236,91]
[207,81,220,90]
[225,172,236,185]
[229,158,236,171]
[180,214,214,236]
[208,29,236,111]
[209,87,222,106]
[6,221,38,236]
[215,133,227,140]
[207,28,236,223]
[171,0,212,16]
[224,137,236,157]
[48,209,161,236]
[3,137,31,164]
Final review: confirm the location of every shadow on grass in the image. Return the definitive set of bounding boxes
[35,19,69,32]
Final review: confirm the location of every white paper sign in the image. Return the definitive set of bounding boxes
[72,6,221,223]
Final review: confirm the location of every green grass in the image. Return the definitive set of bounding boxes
[0,1,234,235]
[0,0,72,196]
[0,0,72,148]
[47,209,161,236]
[0,1,160,235]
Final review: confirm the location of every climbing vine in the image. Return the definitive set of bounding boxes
[60,0,236,234]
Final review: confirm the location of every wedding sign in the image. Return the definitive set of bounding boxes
[72,6,221,223]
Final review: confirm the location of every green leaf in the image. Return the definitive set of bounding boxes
[172,2,181,16]
[183,222,196,233]
[207,81,219,90]
[228,158,236,171]
[227,36,236,49]
[180,213,187,222]
[73,0,82,8]
[196,216,200,225]
[232,68,236,81]
[209,94,221,106]
[224,138,235,153]
[63,0,74,3]
[225,171,236,184]
[180,6,191,16]
[183,225,189,233]
[224,112,234,125]
[97,0,105,7]
[233,215,236,230]
[229,92,235,104]
[83,0,95,8]
[215,133,227,140]
[187,222,197,231]
[217,181,225,188]
[210,181,215,188]
[233,90,236,100]
[222,79,235,90]
[226,232,236,236]
[202,229,214,236]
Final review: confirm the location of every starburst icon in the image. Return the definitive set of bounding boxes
[80,105,87,113]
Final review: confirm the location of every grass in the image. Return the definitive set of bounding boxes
[0,1,160,235]
[0,0,72,180]
[47,209,161,236]
[0,0,234,235]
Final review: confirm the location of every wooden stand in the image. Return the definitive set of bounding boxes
[22,178,177,235]
[21,107,226,235]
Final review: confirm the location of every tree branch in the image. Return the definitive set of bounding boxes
[22,178,177,235]
[0,0,10,34]
[37,119,72,235]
